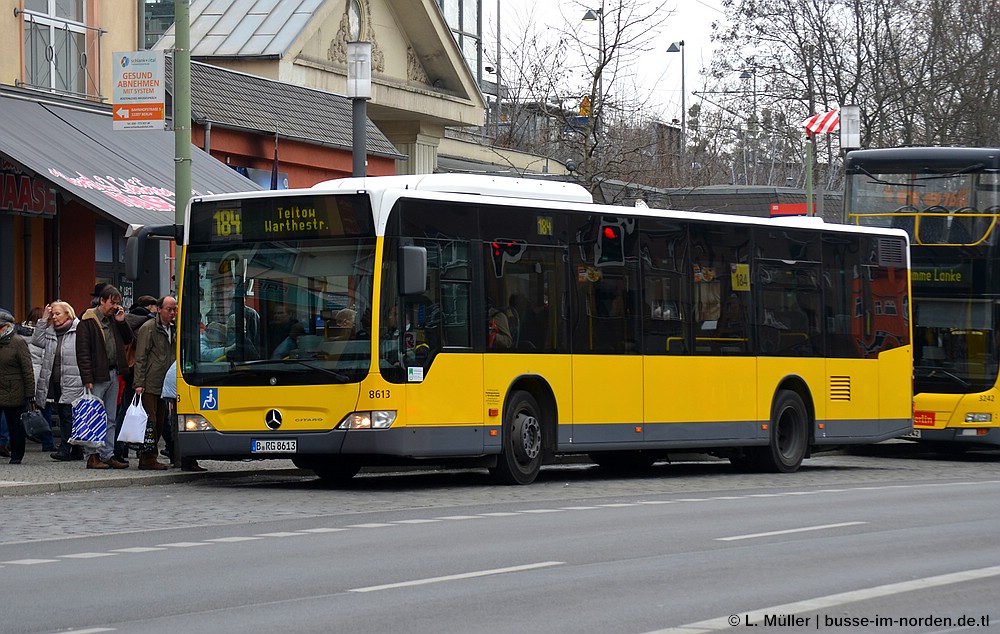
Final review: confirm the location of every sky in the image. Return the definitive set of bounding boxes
[481,0,728,124]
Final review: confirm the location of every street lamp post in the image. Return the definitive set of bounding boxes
[347,41,372,177]
[582,7,605,118]
[582,6,605,188]
[667,40,685,176]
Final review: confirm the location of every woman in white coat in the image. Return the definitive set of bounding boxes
[32,301,85,461]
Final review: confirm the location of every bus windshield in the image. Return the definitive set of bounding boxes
[914,297,999,394]
[849,170,1000,246]
[179,239,376,386]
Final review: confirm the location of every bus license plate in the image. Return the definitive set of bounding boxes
[252,439,296,453]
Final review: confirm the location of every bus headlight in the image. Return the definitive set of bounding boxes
[337,411,397,430]
[180,414,215,432]
[965,413,992,423]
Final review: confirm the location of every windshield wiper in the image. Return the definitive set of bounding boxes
[915,366,971,388]
[856,166,924,188]
[231,358,350,383]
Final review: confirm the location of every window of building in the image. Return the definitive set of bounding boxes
[20,0,101,98]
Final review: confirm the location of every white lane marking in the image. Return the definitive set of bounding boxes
[435,515,482,520]
[62,629,116,633]
[598,503,639,508]
[205,536,264,543]
[298,527,350,533]
[157,542,210,548]
[521,508,564,514]
[479,512,521,517]
[717,521,867,542]
[255,532,304,538]
[3,558,59,565]
[559,506,601,510]
[59,552,117,559]
[394,519,442,524]
[111,547,166,553]
[349,561,566,593]
[645,564,1000,634]
[345,523,394,528]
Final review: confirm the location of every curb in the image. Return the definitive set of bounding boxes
[0,468,308,497]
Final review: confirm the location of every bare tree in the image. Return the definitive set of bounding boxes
[485,0,673,199]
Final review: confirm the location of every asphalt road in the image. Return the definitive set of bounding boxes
[2,443,999,634]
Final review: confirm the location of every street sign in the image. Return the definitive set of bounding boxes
[113,51,165,130]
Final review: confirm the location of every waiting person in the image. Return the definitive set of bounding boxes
[112,295,159,466]
[76,285,132,469]
[33,302,85,461]
[0,309,34,465]
[132,295,177,470]
[160,360,206,472]
[21,307,56,451]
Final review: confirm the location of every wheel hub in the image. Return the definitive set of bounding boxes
[512,412,541,462]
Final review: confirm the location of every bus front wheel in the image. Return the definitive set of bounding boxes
[489,390,543,485]
[294,457,361,483]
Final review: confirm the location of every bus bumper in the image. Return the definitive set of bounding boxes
[178,426,492,459]
[910,427,1000,448]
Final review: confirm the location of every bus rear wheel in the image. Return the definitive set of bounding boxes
[762,390,809,473]
[489,390,543,485]
[730,390,809,473]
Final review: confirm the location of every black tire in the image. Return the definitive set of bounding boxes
[294,456,361,483]
[761,389,809,473]
[489,390,543,485]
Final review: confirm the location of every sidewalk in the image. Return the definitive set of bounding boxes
[0,444,304,497]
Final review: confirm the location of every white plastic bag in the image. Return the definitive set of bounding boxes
[117,394,148,444]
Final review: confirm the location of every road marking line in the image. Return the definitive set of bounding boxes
[111,547,166,553]
[717,521,867,541]
[298,527,350,533]
[63,629,116,633]
[345,523,395,528]
[157,542,210,548]
[2,558,59,565]
[435,515,482,520]
[598,503,639,508]
[645,564,1000,634]
[559,506,601,510]
[394,519,442,524]
[59,552,117,559]
[479,512,521,517]
[205,536,264,542]
[349,561,565,593]
[255,532,305,538]
[521,508,564,513]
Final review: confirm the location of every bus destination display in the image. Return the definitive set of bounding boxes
[206,200,338,242]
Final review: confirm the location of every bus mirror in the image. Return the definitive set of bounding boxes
[125,223,181,281]
[399,245,427,295]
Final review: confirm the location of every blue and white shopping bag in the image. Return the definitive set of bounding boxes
[68,389,108,448]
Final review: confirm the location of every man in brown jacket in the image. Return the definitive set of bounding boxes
[133,295,177,470]
[76,285,133,469]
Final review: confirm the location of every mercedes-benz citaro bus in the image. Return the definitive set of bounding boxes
[127,174,913,484]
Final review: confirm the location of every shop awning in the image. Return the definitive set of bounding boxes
[0,91,260,227]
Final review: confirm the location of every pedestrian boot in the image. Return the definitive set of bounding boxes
[86,454,110,469]
[105,457,129,469]
[138,452,168,470]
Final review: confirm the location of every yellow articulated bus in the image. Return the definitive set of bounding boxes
[846,146,1000,449]
[129,174,912,485]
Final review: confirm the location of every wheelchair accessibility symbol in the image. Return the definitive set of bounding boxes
[200,388,219,411]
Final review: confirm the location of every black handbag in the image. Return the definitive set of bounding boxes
[21,408,49,440]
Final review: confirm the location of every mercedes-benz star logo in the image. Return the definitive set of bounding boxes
[265,409,283,430]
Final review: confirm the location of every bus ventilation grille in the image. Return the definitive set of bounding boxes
[829,376,851,401]
[878,237,906,267]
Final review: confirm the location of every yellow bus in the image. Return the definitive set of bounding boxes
[846,146,1000,449]
[130,174,912,484]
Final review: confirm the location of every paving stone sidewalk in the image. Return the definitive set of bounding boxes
[0,443,302,496]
